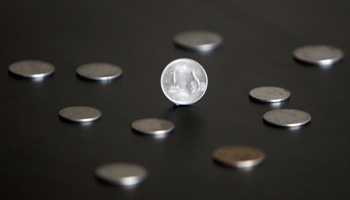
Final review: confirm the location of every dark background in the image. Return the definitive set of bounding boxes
[1,1,350,199]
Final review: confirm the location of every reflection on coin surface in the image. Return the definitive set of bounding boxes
[249,86,291,103]
[213,145,265,168]
[95,162,148,186]
[263,109,311,127]
[161,58,208,105]
[293,45,344,65]
[76,63,122,80]
[132,118,174,135]
[173,30,223,51]
[9,60,55,78]
[59,106,101,122]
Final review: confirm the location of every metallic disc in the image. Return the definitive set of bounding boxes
[173,30,223,51]
[59,106,101,122]
[95,162,148,186]
[8,60,55,78]
[132,118,174,135]
[161,58,208,105]
[263,109,311,127]
[213,145,265,168]
[249,86,291,103]
[293,45,344,65]
[76,63,122,80]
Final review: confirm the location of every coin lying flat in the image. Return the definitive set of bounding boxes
[9,60,55,78]
[132,118,174,135]
[59,106,101,122]
[173,30,223,51]
[95,162,148,186]
[76,63,122,80]
[293,45,344,65]
[249,86,291,103]
[213,145,265,168]
[263,109,311,127]
[161,58,208,105]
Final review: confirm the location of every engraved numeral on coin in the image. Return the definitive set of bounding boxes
[171,71,176,84]
[187,71,200,93]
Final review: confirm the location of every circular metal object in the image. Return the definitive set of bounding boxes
[76,63,122,80]
[263,109,311,127]
[293,45,344,65]
[59,106,101,122]
[8,60,55,78]
[132,118,174,135]
[213,145,265,168]
[173,30,223,51]
[249,86,291,103]
[161,58,208,105]
[95,162,148,186]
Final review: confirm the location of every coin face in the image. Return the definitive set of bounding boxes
[95,162,148,186]
[9,60,55,78]
[76,63,122,81]
[249,86,291,103]
[212,145,265,168]
[59,106,101,122]
[161,58,208,105]
[173,30,223,51]
[132,118,174,135]
[293,45,344,65]
[263,109,311,127]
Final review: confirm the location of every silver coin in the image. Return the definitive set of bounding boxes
[173,30,223,51]
[213,145,265,168]
[8,60,55,78]
[76,63,122,80]
[161,58,208,105]
[59,106,101,122]
[95,162,148,186]
[132,118,174,135]
[249,86,291,103]
[293,45,344,65]
[263,109,311,127]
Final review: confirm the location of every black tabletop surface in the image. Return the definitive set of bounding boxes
[1,1,350,199]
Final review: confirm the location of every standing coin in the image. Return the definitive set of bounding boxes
[76,63,122,81]
[293,45,344,65]
[173,30,223,51]
[263,109,311,127]
[9,60,55,78]
[249,86,291,103]
[95,162,148,186]
[59,106,101,122]
[161,58,208,105]
[132,118,174,135]
[213,145,265,168]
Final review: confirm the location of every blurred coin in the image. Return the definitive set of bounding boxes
[213,145,265,168]
[59,106,101,122]
[132,118,174,135]
[161,58,208,105]
[174,30,223,51]
[263,109,311,127]
[76,63,122,80]
[293,45,344,65]
[9,60,55,78]
[95,162,148,186]
[249,86,290,103]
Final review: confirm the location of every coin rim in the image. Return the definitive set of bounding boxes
[59,106,102,122]
[131,118,174,135]
[249,86,291,103]
[293,45,344,65]
[173,30,223,51]
[263,108,311,127]
[8,60,55,78]
[76,63,123,81]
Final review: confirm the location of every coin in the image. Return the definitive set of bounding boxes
[76,63,122,80]
[263,109,311,127]
[213,145,265,168]
[131,118,174,135]
[161,58,208,105]
[59,106,101,122]
[95,162,148,186]
[8,60,55,78]
[293,45,344,65]
[173,30,223,51]
[249,86,291,103]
